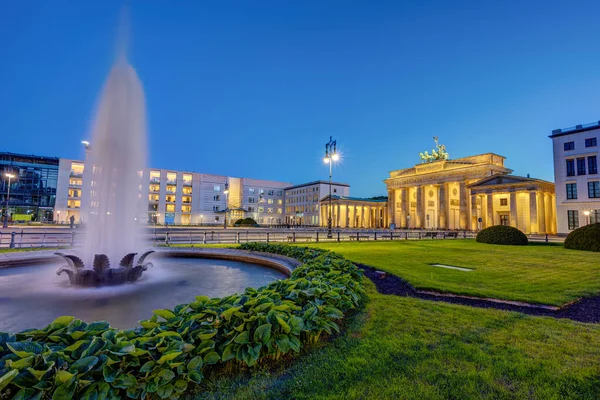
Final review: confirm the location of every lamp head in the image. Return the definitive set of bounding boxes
[584,210,590,216]
[324,157,330,164]
[5,173,15,179]
[331,153,340,162]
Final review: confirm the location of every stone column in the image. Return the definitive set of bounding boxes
[437,184,446,229]
[416,186,423,228]
[459,181,468,230]
[387,190,394,227]
[538,192,546,233]
[487,193,494,226]
[400,189,408,228]
[529,191,538,234]
[509,192,517,228]
[471,194,478,231]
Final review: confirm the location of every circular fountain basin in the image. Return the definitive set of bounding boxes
[0,249,295,333]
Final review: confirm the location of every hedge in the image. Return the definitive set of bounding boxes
[475,225,528,245]
[0,244,363,399]
[564,223,600,252]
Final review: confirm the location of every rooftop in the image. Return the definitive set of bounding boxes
[285,180,350,190]
[321,195,388,203]
[549,121,600,138]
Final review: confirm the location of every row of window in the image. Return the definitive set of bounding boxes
[564,137,597,151]
[567,209,600,230]
[566,156,597,176]
[247,188,283,196]
[566,181,600,199]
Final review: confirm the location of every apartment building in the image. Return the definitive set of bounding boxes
[55,158,290,226]
[550,121,600,234]
[284,180,350,226]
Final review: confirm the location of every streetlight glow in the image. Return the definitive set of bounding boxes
[4,173,15,179]
[324,136,339,238]
[3,172,16,228]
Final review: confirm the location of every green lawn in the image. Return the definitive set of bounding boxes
[299,240,600,306]
[0,247,62,253]
[193,281,600,400]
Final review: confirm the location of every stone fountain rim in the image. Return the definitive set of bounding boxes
[0,247,300,276]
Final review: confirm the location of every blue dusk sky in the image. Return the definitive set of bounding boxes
[1,0,600,197]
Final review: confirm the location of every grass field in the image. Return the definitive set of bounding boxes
[194,281,600,400]
[299,240,600,306]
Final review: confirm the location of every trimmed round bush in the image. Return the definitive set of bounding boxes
[476,225,528,245]
[564,223,600,252]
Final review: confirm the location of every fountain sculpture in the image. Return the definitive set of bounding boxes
[57,14,150,286]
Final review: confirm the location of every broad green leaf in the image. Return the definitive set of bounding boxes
[7,342,44,358]
[157,384,174,399]
[157,351,182,365]
[174,379,187,393]
[50,316,75,328]
[275,335,291,353]
[221,306,242,321]
[154,369,175,385]
[52,379,77,400]
[234,331,250,344]
[276,316,291,334]
[139,320,159,329]
[12,388,39,400]
[69,356,99,374]
[188,356,203,371]
[187,370,203,384]
[194,295,210,303]
[153,309,176,321]
[203,351,220,365]
[6,355,34,369]
[56,370,74,383]
[113,374,137,389]
[156,331,181,338]
[253,323,272,344]
[27,361,55,380]
[64,340,88,352]
[288,317,305,335]
[198,330,217,340]
[0,369,19,391]
[221,344,235,362]
[140,360,156,373]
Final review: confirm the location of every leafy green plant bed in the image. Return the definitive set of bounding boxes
[0,244,363,399]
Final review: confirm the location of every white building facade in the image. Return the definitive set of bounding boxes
[55,159,291,226]
[284,181,350,226]
[550,122,600,234]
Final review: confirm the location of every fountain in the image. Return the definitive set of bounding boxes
[57,15,150,286]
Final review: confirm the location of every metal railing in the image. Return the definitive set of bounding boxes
[0,227,558,249]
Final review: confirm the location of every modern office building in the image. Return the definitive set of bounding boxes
[284,180,350,226]
[0,152,60,224]
[550,121,600,234]
[54,158,290,226]
[384,152,556,233]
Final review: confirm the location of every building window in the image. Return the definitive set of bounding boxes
[214,184,221,192]
[277,208,282,214]
[267,199,274,204]
[567,210,579,230]
[577,158,586,175]
[249,188,256,194]
[588,181,600,198]
[566,183,577,199]
[258,207,264,212]
[585,137,597,147]
[267,190,274,196]
[248,206,255,212]
[564,141,575,151]
[588,156,598,174]
[267,208,273,213]
[165,204,175,212]
[259,189,265,194]
[333,188,337,193]
[591,210,600,224]
[277,190,283,196]
[213,195,221,201]
[215,216,219,222]
[566,159,575,177]
[213,205,220,211]
[500,198,508,206]
[277,199,282,205]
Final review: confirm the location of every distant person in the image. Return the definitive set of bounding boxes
[69,215,75,229]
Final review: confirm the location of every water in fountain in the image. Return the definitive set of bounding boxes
[81,39,147,265]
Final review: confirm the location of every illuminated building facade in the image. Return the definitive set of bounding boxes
[550,121,600,234]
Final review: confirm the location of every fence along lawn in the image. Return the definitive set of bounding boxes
[305,240,600,306]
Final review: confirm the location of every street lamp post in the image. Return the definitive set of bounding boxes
[223,182,229,229]
[584,210,590,225]
[200,214,203,226]
[3,173,15,229]
[324,136,339,238]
